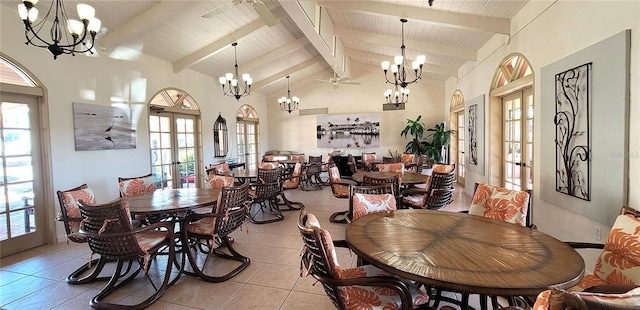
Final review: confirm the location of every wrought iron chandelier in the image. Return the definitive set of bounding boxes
[278,76,299,114]
[219,43,252,101]
[18,0,101,60]
[384,85,410,106]
[381,19,425,88]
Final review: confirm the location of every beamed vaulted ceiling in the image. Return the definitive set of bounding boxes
[4,0,527,96]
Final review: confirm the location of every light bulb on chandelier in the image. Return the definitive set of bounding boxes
[384,86,410,106]
[219,42,252,101]
[18,0,102,59]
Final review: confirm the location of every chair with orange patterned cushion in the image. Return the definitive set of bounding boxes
[468,182,532,228]
[401,164,456,210]
[208,173,235,190]
[376,162,405,173]
[259,161,280,169]
[278,161,304,210]
[78,197,182,309]
[362,174,401,203]
[291,153,305,162]
[532,287,640,310]
[349,184,397,222]
[181,181,250,282]
[298,209,430,310]
[208,162,231,175]
[564,206,640,293]
[56,184,113,284]
[328,164,357,224]
[401,153,416,170]
[118,173,156,197]
[361,152,377,171]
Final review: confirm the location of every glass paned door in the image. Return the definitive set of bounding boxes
[503,88,533,190]
[236,121,259,170]
[0,94,45,256]
[150,112,198,189]
[456,111,465,185]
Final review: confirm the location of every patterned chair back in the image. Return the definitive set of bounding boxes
[209,162,230,175]
[118,173,155,197]
[259,161,280,169]
[291,153,305,162]
[400,153,415,166]
[283,162,302,189]
[469,182,531,227]
[349,184,395,222]
[376,163,404,173]
[208,174,235,190]
[56,184,96,242]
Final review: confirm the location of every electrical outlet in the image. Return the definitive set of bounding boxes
[595,226,602,241]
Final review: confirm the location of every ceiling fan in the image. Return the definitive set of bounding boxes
[315,69,361,89]
[202,0,278,27]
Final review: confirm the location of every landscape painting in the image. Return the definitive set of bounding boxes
[316,113,380,148]
[73,102,136,151]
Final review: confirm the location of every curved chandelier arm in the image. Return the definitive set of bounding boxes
[219,42,252,101]
[278,76,299,113]
[381,18,426,88]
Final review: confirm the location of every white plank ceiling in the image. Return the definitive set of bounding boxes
[4,0,528,96]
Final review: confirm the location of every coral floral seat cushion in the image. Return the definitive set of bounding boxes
[208,174,234,190]
[377,163,404,173]
[329,166,349,198]
[303,214,429,309]
[283,162,302,189]
[60,187,96,234]
[533,287,640,309]
[119,175,155,197]
[259,161,279,169]
[469,182,530,227]
[570,213,640,291]
[352,192,397,220]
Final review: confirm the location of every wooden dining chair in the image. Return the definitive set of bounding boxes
[78,197,182,309]
[248,167,283,224]
[297,209,430,310]
[278,161,305,210]
[181,181,251,282]
[362,174,401,204]
[56,184,114,284]
[328,164,357,224]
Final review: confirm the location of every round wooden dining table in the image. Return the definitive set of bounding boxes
[124,188,221,216]
[351,171,429,185]
[345,209,585,297]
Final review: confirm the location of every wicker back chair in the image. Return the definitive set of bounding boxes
[78,198,181,309]
[402,164,456,209]
[279,162,304,210]
[327,164,357,224]
[308,155,322,164]
[248,168,283,224]
[182,181,251,282]
[362,174,401,201]
[297,209,429,310]
[56,184,115,284]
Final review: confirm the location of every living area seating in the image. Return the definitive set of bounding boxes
[248,167,284,224]
[401,163,456,210]
[278,161,305,210]
[77,197,182,309]
[297,209,430,310]
[328,164,357,224]
[532,287,640,310]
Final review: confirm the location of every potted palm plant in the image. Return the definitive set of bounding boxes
[401,116,455,172]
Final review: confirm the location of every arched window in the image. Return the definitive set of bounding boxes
[489,53,534,191]
[148,88,201,189]
[449,90,465,186]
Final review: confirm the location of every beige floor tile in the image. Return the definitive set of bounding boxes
[246,263,300,290]
[280,290,335,310]
[221,283,289,310]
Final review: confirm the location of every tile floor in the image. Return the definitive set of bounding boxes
[0,183,475,310]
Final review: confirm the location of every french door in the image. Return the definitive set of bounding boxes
[456,111,465,185]
[0,93,45,256]
[149,112,199,189]
[236,120,259,170]
[503,88,533,190]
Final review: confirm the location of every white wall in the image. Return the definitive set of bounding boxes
[1,6,269,242]
[266,69,446,159]
[446,0,639,252]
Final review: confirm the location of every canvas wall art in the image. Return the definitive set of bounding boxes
[316,113,380,148]
[73,102,136,151]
